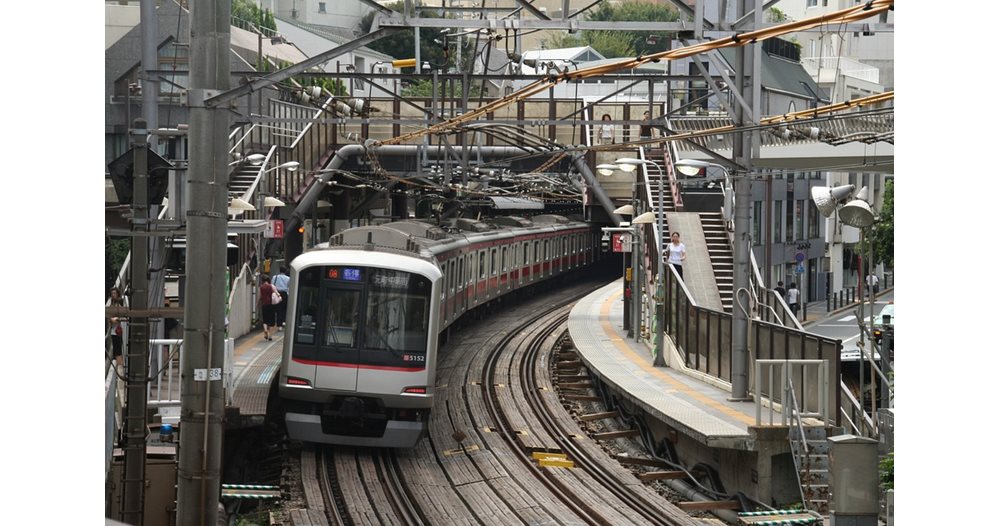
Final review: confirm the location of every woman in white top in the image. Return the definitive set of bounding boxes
[666,232,686,279]
[598,113,615,145]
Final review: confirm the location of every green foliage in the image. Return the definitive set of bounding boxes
[402,79,465,98]
[867,178,894,269]
[360,2,449,71]
[105,237,130,294]
[583,1,680,56]
[232,0,277,32]
[879,453,894,490]
[767,7,788,23]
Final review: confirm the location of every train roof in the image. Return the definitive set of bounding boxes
[324,215,590,261]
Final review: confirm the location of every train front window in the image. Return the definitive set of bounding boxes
[323,289,361,347]
[363,269,431,353]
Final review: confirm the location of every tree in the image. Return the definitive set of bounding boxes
[870,179,894,269]
[359,2,449,73]
[232,0,276,32]
[583,1,680,56]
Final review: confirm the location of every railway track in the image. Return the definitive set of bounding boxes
[286,277,701,525]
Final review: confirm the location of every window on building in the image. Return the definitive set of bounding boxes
[795,200,805,241]
[318,2,326,13]
[807,0,818,6]
[808,199,820,239]
[773,201,783,241]
[753,201,762,246]
[158,40,189,99]
[785,199,794,243]
[354,56,365,89]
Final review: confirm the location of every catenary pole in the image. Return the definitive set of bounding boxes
[730,0,761,401]
[122,120,150,526]
[178,1,231,524]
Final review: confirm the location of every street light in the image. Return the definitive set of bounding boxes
[597,164,618,176]
[811,184,880,421]
[611,157,666,357]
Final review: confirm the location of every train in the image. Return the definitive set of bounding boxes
[276,214,603,447]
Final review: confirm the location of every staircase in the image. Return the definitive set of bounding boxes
[790,425,832,514]
[643,147,678,263]
[228,161,264,203]
[699,212,733,312]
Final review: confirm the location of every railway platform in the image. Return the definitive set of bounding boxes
[568,281,807,507]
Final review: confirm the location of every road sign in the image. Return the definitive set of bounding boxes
[796,263,805,273]
[795,251,805,263]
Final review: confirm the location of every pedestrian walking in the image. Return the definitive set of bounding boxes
[273,265,291,328]
[666,232,686,280]
[787,282,800,317]
[774,281,786,302]
[258,275,278,341]
[598,113,615,145]
[866,273,879,296]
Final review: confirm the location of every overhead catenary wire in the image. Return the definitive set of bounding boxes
[377,0,894,147]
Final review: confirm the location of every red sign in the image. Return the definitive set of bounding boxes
[612,233,632,253]
[264,220,285,239]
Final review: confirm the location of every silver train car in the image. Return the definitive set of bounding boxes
[277,215,601,447]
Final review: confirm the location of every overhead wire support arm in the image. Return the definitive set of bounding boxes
[204,27,404,109]
[378,0,894,147]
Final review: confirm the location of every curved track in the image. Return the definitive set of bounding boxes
[291,278,702,525]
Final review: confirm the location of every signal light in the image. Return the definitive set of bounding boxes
[297,225,305,234]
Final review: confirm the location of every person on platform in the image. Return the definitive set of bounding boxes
[774,281,786,303]
[638,110,652,140]
[666,232,687,280]
[258,275,278,341]
[598,113,615,145]
[787,282,800,317]
[273,266,291,328]
[109,287,127,369]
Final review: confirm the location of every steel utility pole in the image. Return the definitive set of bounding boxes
[730,0,762,401]
[122,120,151,526]
[178,0,231,524]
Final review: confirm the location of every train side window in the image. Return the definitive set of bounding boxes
[523,242,529,265]
[544,240,549,261]
[458,258,464,289]
[479,251,486,279]
[490,248,497,276]
[501,247,508,272]
[533,241,539,263]
[294,267,322,345]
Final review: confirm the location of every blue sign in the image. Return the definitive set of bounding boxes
[795,263,805,274]
[795,252,806,263]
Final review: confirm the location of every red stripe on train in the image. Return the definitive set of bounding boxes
[292,358,425,372]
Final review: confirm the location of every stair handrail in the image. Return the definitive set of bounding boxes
[238,145,279,203]
[662,136,684,212]
[785,372,813,512]
[839,379,876,437]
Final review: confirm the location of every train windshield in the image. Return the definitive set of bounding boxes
[362,269,430,353]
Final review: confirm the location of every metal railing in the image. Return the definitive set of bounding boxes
[227,263,257,340]
[270,97,338,200]
[147,338,236,413]
[839,380,876,437]
[754,359,830,426]
[800,56,880,84]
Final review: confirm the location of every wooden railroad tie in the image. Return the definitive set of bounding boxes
[578,411,620,422]
[591,429,640,440]
[638,471,688,482]
[562,394,601,402]
[614,454,670,468]
[558,382,593,389]
[677,500,742,512]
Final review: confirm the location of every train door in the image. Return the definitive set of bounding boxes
[501,246,509,293]
[489,247,498,298]
[313,275,364,392]
[476,250,486,305]
[518,241,531,285]
[457,256,465,317]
